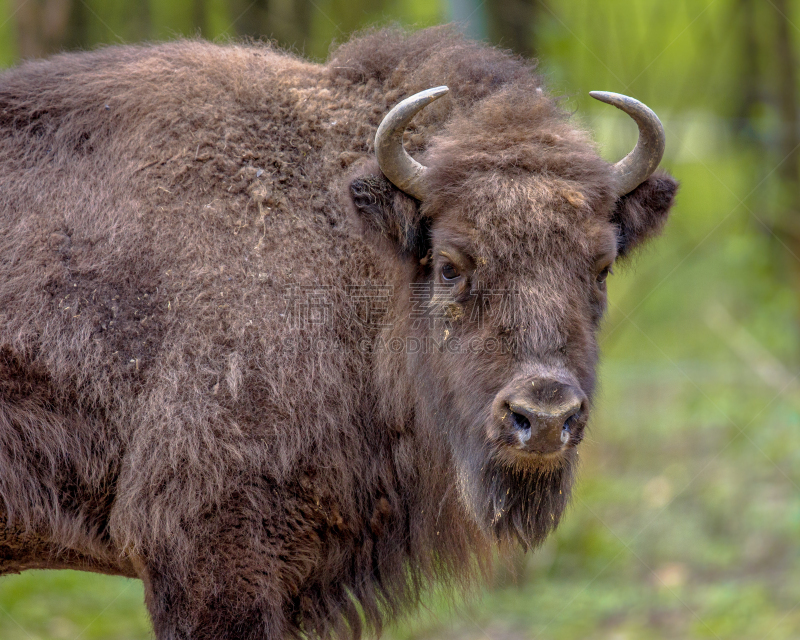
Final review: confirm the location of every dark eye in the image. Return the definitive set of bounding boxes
[596,266,612,285]
[441,262,461,281]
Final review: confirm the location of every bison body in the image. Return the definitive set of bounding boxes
[0,28,677,639]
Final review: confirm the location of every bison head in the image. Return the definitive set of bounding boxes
[350,85,677,550]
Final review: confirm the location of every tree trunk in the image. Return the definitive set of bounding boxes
[231,0,270,40]
[771,0,800,289]
[773,0,800,193]
[734,0,761,134]
[486,0,539,57]
[193,0,207,36]
[15,0,72,59]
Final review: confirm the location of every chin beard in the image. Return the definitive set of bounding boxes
[457,448,576,550]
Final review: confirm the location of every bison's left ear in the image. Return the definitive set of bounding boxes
[349,174,429,259]
[612,171,679,258]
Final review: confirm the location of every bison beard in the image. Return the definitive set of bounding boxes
[0,25,678,640]
[470,448,574,549]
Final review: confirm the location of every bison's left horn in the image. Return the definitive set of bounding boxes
[589,91,665,197]
[375,86,449,201]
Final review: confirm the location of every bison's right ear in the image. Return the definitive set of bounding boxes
[349,174,430,260]
[612,171,679,259]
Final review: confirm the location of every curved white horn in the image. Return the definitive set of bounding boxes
[375,86,449,201]
[590,91,666,197]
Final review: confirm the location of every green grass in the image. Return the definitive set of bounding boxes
[0,571,149,640]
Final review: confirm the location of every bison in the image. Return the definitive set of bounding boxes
[0,26,677,640]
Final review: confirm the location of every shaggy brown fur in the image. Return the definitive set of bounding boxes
[0,26,677,640]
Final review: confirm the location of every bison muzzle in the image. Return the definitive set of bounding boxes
[0,26,678,640]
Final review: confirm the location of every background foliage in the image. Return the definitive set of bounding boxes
[1,0,799,638]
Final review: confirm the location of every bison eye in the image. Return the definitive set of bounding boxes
[441,262,461,281]
[596,266,612,285]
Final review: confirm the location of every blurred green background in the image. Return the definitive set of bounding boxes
[1,0,799,638]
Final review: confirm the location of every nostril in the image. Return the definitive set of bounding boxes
[561,411,581,444]
[510,410,531,433]
[564,410,580,429]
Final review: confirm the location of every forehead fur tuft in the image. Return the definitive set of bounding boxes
[330,26,618,244]
[423,86,616,224]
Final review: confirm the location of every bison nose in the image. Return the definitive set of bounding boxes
[499,380,585,454]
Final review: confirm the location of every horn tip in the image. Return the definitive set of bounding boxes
[589,91,619,105]
[427,85,450,100]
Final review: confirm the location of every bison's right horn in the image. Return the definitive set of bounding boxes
[589,91,666,197]
[375,86,449,201]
